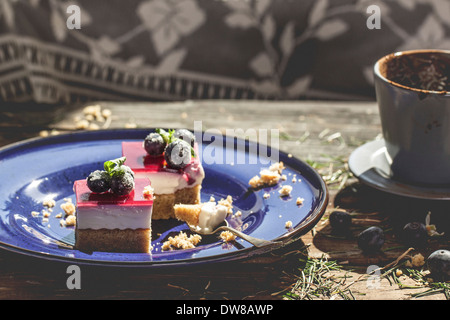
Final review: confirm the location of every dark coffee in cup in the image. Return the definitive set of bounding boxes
[383,52,450,92]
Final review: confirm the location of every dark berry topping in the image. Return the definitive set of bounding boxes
[86,170,111,193]
[173,129,196,147]
[86,157,135,196]
[164,140,192,170]
[110,172,135,196]
[144,132,166,156]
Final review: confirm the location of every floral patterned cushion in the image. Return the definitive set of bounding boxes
[0,0,449,105]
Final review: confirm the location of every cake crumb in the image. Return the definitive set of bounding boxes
[220,230,236,242]
[285,221,293,229]
[43,199,56,208]
[296,197,304,205]
[61,201,76,216]
[218,196,233,214]
[281,174,287,181]
[125,122,137,129]
[65,215,76,226]
[269,161,285,174]
[279,185,293,197]
[263,192,270,199]
[161,231,202,251]
[233,210,242,218]
[31,211,40,217]
[249,161,285,188]
[143,185,154,199]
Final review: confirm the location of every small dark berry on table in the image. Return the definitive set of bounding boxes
[401,222,428,248]
[329,210,352,234]
[357,226,385,253]
[427,249,450,281]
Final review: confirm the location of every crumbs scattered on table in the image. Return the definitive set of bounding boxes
[285,220,293,229]
[296,197,304,205]
[75,104,112,131]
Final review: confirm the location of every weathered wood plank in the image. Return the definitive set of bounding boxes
[0,100,448,300]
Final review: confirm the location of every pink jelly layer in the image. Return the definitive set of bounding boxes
[121,141,202,186]
[74,178,153,208]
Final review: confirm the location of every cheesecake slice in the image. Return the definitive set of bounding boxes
[122,138,204,220]
[74,178,154,253]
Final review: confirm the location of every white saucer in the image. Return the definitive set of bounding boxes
[348,139,450,200]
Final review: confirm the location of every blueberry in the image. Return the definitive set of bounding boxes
[329,211,352,234]
[164,140,192,170]
[144,132,166,156]
[110,172,135,196]
[427,250,450,281]
[121,165,135,178]
[357,226,385,253]
[401,222,428,248]
[173,129,195,147]
[87,170,111,193]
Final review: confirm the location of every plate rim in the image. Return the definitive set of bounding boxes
[0,128,329,267]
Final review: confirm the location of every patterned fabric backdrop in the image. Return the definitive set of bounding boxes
[0,0,449,105]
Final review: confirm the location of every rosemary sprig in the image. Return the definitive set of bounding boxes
[283,256,354,300]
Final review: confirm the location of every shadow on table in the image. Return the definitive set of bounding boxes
[0,236,310,300]
[311,182,450,267]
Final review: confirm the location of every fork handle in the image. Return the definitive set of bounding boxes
[216,226,278,247]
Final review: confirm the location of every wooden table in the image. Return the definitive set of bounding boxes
[0,100,448,300]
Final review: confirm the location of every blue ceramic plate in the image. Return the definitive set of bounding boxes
[0,129,327,267]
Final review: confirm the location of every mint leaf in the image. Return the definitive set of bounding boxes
[155,128,176,144]
[104,157,127,175]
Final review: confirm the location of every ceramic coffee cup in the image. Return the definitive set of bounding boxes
[374,49,450,186]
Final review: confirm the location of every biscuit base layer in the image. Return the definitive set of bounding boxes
[75,228,151,253]
[152,185,201,220]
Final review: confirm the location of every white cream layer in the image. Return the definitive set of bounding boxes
[135,162,205,195]
[76,205,152,230]
[197,202,228,232]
